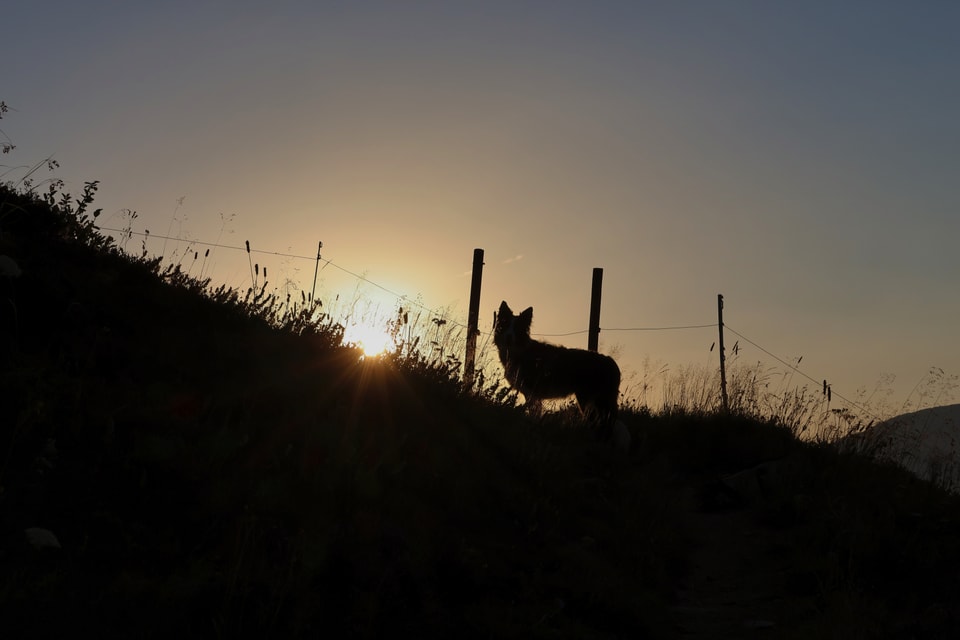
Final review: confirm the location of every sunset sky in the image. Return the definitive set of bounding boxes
[5,1,959,412]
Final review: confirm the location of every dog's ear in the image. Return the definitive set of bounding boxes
[519,306,533,328]
[498,300,512,316]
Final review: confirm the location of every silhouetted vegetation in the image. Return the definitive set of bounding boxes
[2,179,960,639]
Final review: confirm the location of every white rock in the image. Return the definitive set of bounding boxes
[613,419,631,453]
[0,255,21,278]
[24,527,61,550]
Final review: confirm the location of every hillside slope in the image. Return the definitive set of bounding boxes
[2,184,960,639]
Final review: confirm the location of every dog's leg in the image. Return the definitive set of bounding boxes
[576,392,603,427]
[524,397,544,419]
[577,391,619,441]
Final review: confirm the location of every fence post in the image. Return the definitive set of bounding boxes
[588,268,603,352]
[463,248,484,389]
[718,294,729,413]
[310,240,323,304]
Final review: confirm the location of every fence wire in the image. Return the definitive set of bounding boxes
[99,225,879,416]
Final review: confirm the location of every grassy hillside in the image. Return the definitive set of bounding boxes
[2,182,960,639]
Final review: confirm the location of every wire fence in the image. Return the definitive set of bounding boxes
[98,225,883,420]
[100,226,719,337]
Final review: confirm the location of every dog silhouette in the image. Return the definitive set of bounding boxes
[494,300,620,431]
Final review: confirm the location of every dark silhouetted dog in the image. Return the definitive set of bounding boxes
[494,300,620,431]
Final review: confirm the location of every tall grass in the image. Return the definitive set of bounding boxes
[6,173,960,639]
[7,163,950,472]
[621,354,900,444]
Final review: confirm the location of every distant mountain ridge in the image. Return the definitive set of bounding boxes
[859,403,960,492]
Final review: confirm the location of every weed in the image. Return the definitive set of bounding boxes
[3,170,960,639]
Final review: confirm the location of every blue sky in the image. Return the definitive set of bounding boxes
[4,1,959,412]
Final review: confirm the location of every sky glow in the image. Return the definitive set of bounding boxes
[4,1,959,413]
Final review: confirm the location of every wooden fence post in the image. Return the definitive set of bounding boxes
[718,294,729,413]
[588,268,603,352]
[463,248,484,389]
[310,240,323,304]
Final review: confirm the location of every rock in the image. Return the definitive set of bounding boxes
[612,419,631,453]
[24,527,61,550]
[0,255,21,278]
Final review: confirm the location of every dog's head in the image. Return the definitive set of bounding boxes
[493,300,533,352]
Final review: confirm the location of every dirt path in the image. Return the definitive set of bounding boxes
[670,488,816,639]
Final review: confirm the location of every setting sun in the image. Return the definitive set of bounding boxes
[342,322,396,357]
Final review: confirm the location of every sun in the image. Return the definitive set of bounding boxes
[342,322,396,358]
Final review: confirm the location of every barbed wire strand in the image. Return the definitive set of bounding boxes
[99,226,714,339]
[724,324,881,422]
[535,329,591,337]
[99,226,884,420]
[98,226,478,330]
[607,323,716,332]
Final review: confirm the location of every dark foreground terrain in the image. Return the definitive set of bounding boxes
[2,183,959,638]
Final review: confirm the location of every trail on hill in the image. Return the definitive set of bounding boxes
[671,486,816,639]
